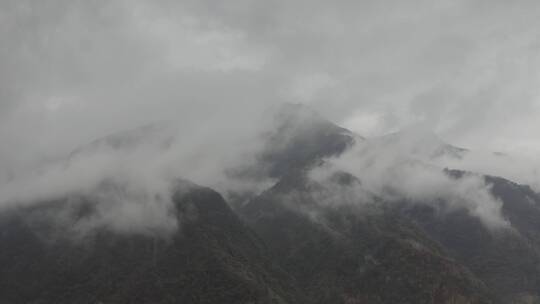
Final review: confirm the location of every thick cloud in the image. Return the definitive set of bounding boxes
[2,0,540,172]
[1,0,540,233]
[310,135,510,229]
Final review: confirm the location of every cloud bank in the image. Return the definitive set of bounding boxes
[2,0,540,234]
[310,135,509,229]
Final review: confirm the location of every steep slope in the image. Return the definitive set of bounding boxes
[0,181,303,304]
[237,109,540,303]
[241,172,494,304]
[400,171,540,303]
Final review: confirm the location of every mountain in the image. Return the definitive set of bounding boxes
[228,103,356,181]
[2,103,540,303]
[399,171,540,303]
[231,105,493,303]
[0,181,304,304]
[235,105,540,303]
[241,171,493,304]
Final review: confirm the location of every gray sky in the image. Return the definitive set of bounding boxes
[2,0,540,173]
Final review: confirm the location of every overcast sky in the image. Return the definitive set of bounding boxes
[2,0,540,173]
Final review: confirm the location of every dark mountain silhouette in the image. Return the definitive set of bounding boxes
[399,171,540,303]
[2,104,540,303]
[241,171,493,304]
[0,181,303,304]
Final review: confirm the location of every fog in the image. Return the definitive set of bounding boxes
[1,0,540,234]
[0,115,279,235]
[311,135,509,229]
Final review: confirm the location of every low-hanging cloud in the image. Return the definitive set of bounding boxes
[309,134,510,229]
[0,113,279,236]
[434,150,540,193]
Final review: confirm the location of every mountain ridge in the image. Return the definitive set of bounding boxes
[1,104,540,303]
